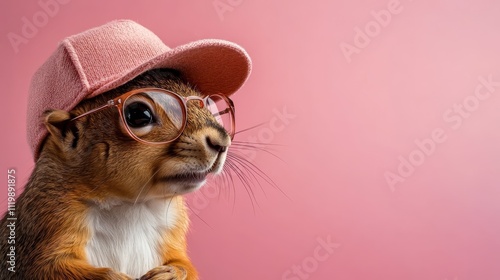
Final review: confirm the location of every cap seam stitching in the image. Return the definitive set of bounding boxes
[62,39,91,91]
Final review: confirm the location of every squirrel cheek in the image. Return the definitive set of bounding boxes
[92,142,110,161]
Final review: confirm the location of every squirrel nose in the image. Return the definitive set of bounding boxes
[205,135,228,153]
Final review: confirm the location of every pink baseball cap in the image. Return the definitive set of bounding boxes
[27,19,252,161]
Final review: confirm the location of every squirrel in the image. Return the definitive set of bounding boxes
[0,68,235,279]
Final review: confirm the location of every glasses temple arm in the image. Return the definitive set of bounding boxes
[69,100,115,122]
[212,108,232,117]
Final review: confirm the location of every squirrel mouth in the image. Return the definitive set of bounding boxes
[160,171,209,184]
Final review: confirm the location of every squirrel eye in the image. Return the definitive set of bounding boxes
[124,102,155,128]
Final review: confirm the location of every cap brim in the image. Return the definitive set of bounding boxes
[90,39,252,98]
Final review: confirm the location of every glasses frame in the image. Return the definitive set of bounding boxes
[70,87,236,144]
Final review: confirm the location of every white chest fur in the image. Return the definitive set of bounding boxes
[85,198,178,278]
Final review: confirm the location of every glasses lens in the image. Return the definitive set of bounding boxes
[123,90,184,142]
[206,95,234,137]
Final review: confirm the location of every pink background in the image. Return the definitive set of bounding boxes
[2,0,500,279]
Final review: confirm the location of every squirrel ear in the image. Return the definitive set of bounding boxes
[43,110,72,141]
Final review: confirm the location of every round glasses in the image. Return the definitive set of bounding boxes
[70,88,235,144]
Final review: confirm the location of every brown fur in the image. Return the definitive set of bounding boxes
[0,69,231,279]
